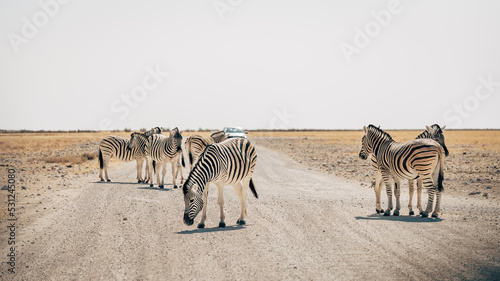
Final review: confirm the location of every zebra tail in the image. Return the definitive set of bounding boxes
[249,178,258,199]
[98,149,103,169]
[437,147,445,192]
[152,160,156,174]
[181,153,185,167]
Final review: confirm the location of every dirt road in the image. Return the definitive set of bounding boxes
[1,145,499,280]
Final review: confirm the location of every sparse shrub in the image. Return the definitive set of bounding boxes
[124,128,131,132]
[43,155,87,165]
[82,152,98,160]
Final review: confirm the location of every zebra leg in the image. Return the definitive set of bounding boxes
[136,158,143,183]
[417,178,423,215]
[432,190,442,218]
[148,158,155,187]
[421,177,435,218]
[104,159,111,182]
[408,180,415,215]
[144,160,150,184]
[171,160,178,189]
[160,162,167,189]
[178,160,184,185]
[381,170,393,216]
[216,183,226,227]
[374,171,384,214]
[198,187,209,229]
[393,179,401,216]
[234,180,248,225]
[99,168,104,182]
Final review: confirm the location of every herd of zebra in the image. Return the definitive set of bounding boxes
[96,123,449,228]
[98,127,258,228]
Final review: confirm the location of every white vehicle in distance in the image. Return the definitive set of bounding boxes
[223,127,248,139]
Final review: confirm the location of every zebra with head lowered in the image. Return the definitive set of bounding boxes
[184,130,228,171]
[98,127,161,183]
[182,138,258,228]
[359,125,446,218]
[369,124,449,215]
[146,127,184,189]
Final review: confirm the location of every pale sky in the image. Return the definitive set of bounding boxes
[1,0,499,130]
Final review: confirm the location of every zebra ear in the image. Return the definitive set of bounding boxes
[426,125,432,133]
[441,125,446,131]
[363,126,367,134]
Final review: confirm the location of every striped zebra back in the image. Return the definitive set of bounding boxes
[99,135,142,161]
[183,138,257,192]
[362,125,442,180]
[185,135,214,165]
[146,128,183,162]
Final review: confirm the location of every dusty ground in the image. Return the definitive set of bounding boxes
[0,132,499,280]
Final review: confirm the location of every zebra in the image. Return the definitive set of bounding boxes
[184,130,227,171]
[98,127,163,183]
[146,127,184,189]
[182,138,258,228]
[359,125,446,218]
[369,124,449,215]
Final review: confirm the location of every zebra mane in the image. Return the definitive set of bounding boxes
[367,124,393,141]
[182,144,213,195]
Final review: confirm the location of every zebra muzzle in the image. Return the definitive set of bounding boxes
[183,213,194,226]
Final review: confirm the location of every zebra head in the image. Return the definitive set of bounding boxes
[128,133,141,150]
[359,125,387,160]
[171,127,183,152]
[426,124,449,157]
[182,183,203,226]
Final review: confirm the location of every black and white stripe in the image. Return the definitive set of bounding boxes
[369,124,448,215]
[146,127,183,189]
[184,130,227,171]
[98,127,163,183]
[182,138,258,228]
[359,125,446,218]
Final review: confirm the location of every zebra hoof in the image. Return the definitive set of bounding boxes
[432,213,439,218]
[159,185,164,189]
[376,209,382,214]
[219,222,226,228]
[383,212,391,216]
[100,179,104,182]
[149,184,153,188]
[197,223,205,229]
[173,185,178,189]
[393,211,400,216]
[107,179,111,182]
[237,220,246,225]
[409,211,415,216]
[138,180,142,183]
[421,213,429,218]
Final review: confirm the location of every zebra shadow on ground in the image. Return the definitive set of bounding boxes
[137,185,178,192]
[355,213,443,223]
[93,181,142,185]
[177,225,245,235]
